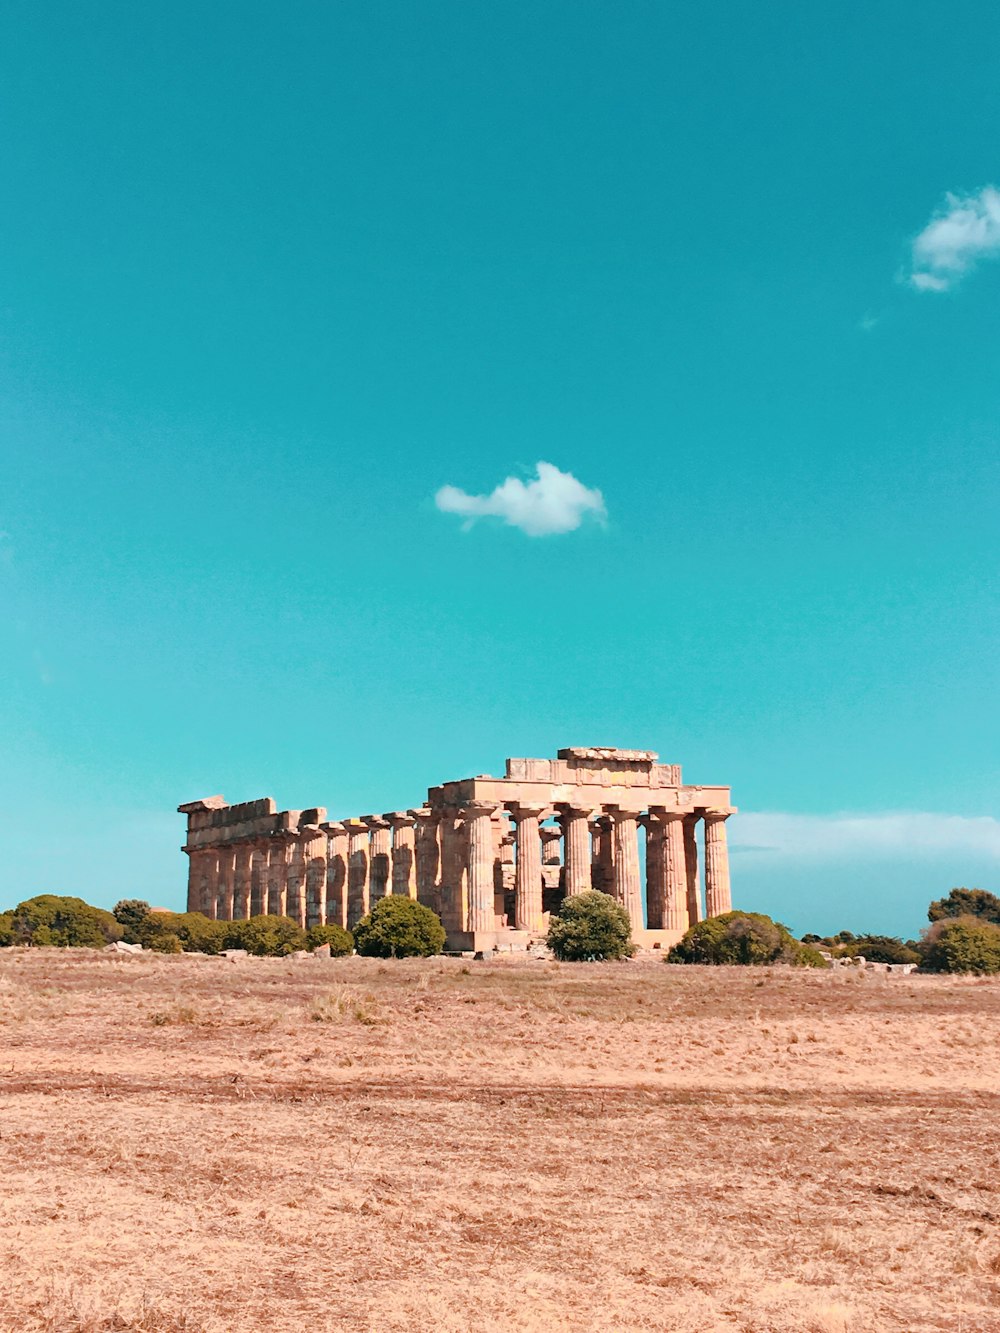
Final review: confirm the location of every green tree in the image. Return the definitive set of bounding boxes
[168,912,227,954]
[305,924,354,956]
[927,888,1000,925]
[0,911,13,947]
[546,890,634,962]
[112,899,152,942]
[353,897,445,959]
[669,911,826,967]
[224,915,307,956]
[922,916,1000,974]
[9,895,122,948]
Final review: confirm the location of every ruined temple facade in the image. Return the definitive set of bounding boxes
[178,746,735,950]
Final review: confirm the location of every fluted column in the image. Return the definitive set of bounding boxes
[249,843,267,916]
[286,836,306,927]
[683,814,702,924]
[187,848,215,915]
[388,812,418,898]
[704,809,733,917]
[364,816,392,903]
[511,804,546,932]
[540,825,562,866]
[301,825,327,928]
[610,810,643,934]
[411,809,441,913]
[218,846,236,920]
[438,808,467,933]
[233,843,253,920]
[345,819,370,928]
[559,805,594,898]
[591,814,615,893]
[661,811,688,932]
[464,801,498,934]
[323,822,348,927]
[266,838,288,917]
[640,814,665,929]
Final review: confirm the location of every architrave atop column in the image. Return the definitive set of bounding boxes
[704,808,734,917]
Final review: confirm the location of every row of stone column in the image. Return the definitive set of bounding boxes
[187,804,732,937]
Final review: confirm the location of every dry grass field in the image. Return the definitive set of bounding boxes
[1,950,999,1333]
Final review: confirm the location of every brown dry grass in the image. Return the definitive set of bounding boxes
[1,950,999,1332]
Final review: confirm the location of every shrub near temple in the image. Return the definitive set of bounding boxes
[8,895,123,949]
[223,915,307,956]
[305,924,354,956]
[668,911,826,967]
[353,897,445,958]
[546,890,634,962]
[922,916,1000,975]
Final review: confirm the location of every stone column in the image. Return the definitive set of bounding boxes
[640,814,665,929]
[661,811,688,932]
[591,814,615,893]
[249,843,267,916]
[387,812,418,898]
[610,810,643,934]
[233,843,253,920]
[323,823,348,927]
[186,848,215,915]
[683,814,702,924]
[463,801,498,934]
[704,809,733,917]
[411,809,441,913]
[345,819,370,928]
[301,825,328,928]
[511,804,546,933]
[558,805,593,898]
[438,808,467,933]
[266,838,288,917]
[364,816,392,904]
[218,846,236,920]
[286,836,306,927]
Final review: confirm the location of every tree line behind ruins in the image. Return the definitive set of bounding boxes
[2,885,1000,973]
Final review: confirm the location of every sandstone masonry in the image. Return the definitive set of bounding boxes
[178,746,736,950]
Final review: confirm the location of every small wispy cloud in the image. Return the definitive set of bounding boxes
[907,185,1000,292]
[435,461,606,537]
[733,811,1000,861]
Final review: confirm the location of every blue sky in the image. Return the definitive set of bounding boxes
[2,1,999,937]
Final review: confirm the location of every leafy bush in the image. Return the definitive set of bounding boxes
[353,897,445,958]
[113,899,152,941]
[8,895,122,948]
[928,888,1000,925]
[546,890,634,961]
[668,911,826,967]
[223,915,307,956]
[305,924,354,956]
[168,912,227,955]
[835,934,922,965]
[922,916,1000,974]
[0,911,13,947]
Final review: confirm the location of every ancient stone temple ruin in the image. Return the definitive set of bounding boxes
[178,746,735,950]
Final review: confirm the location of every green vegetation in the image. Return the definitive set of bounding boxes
[223,914,308,956]
[922,916,1000,975]
[668,911,827,967]
[3,895,123,949]
[927,888,1000,926]
[546,890,634,962]
[353,896,445,958]
[305,924,354,955]
[804,931,921,965]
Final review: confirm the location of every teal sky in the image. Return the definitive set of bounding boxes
[3,1,999,937]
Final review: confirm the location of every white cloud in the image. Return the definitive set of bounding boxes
[908,185,1000,291]
[435,461,606,537]
[732,811,1000,861]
